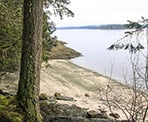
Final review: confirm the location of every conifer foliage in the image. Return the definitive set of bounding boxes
[0,0,74,72]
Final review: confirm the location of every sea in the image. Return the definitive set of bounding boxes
[54,29,146,85]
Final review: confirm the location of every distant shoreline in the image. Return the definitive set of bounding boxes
[56,24,128,30]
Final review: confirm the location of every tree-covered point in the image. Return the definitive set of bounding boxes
[0,0,23,72]
[0,0,74,72]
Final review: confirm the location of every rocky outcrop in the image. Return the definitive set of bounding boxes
[40,100,115,122]
[39,93,119,122]
[0,90,139,122]
[43,116,114,122]
[86,110,108,119]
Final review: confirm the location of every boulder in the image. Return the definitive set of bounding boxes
[109,113,120,119]
[54,92,61,97]
[87,110,108,119]
[39,93,49,100]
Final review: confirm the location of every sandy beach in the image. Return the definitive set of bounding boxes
[41,59,109,110]
[1,59,148,120]
[40,59,148,120]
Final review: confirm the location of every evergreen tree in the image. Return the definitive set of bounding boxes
[0,0,74,120]
[17,0,43,121]
[0,0,74,72]
[0,0,23,72]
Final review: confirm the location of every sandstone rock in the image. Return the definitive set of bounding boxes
[54,92,74,101]
[109,113,120,119]
[98,108,107,114]
[39,93,49,100]
[49,96,56,102]
[87,110,108,119]
[40,102,119,122]
[54,92,61,97]
[43,116,113,122]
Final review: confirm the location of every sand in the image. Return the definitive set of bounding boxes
[40,59,148,120]
[40,59,109,110]
[1,59,147,120]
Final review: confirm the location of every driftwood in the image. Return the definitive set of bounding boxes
[55,96,74,101]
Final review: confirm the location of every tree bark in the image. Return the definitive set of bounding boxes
[17,0,43,122]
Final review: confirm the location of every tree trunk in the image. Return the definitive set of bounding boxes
[17,0,43,122]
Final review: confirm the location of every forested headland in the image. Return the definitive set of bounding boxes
[0,0,148,122]
[0,0,80,121]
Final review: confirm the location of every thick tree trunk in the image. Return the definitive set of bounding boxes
[17,0,43,122]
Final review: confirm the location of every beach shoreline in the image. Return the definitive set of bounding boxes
[40,59,137,119]
[0,59,148,120]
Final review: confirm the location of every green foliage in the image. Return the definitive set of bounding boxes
[44,0,74,19]
[0,111,23,122]
[0,0,23,72]
[42,0,74,61]
[0,94,17,113]
[42,11,56,61]
[43,12,56,51]
[0,95,23,122]
[0,0,74,72]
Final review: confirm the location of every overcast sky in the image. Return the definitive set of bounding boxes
[52,0,148,27]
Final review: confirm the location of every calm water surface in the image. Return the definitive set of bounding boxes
[54,29,145,83]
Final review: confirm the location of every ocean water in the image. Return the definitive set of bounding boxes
[54,29,146,83]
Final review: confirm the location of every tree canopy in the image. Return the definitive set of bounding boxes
[0,0,74,72]
[0,0,23,72]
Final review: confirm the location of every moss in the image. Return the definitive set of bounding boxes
[0,94,23,122]
[0,111,23,122]
[0,95,15,106]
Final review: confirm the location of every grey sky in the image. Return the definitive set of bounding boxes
[52,0,148,26]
